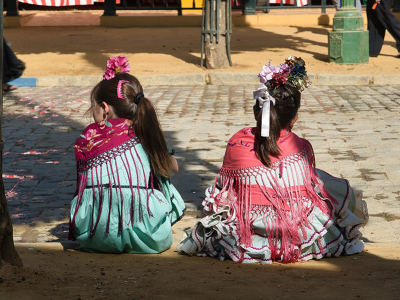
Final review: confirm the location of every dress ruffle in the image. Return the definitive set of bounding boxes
[71,184,185,254]
[177,169,368,264]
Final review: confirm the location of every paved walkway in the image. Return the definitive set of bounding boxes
[3,85,400,248]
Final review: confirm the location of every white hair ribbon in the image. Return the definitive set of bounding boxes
[253,84,276,137]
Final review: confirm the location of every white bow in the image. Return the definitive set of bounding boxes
[253,84,276,137]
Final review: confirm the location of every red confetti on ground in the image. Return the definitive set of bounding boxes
[22,151,43,155]
[3,174,23,179]
[2,174,35,179]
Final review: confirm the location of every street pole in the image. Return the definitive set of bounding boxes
[328,0,369,64]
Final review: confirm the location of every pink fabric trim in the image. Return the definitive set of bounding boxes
[75,118,134,162]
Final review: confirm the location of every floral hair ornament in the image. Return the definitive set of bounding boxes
[258,55,310,92]
[103,55,131,80]
[254,55,311,137]
[117,80,129,99]
[253,85,276,137]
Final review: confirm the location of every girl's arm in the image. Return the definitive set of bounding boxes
[170,155,179,174]
[166,138,178,174]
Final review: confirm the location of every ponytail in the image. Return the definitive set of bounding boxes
[255,105,281,167]
[91,73,173,178]
[133,98,172,178]
[254,82,301,167]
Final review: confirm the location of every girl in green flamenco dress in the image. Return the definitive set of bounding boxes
[69,56,185,253]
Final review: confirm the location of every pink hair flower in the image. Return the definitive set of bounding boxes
[102,55,131,80]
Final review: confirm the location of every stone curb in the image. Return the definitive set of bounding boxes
[34,74,207,87]
[9,73,400,87]
[208,73,257,85]
[315,73,372,85]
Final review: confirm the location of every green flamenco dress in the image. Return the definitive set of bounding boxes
[69,118,185,254]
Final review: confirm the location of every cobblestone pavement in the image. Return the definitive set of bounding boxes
[3,85,400,247]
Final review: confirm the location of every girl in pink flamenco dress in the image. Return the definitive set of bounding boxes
[177,56,368,264]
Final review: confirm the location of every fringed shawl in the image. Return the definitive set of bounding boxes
[207,127,337,263]
[69,118,159,240]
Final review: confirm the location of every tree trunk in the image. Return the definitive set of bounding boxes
[203,0,231,69]
[0,0,23,270]
[0,173,23,268]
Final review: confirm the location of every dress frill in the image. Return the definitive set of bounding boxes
[70,139,185,254]
[177,169,368,264]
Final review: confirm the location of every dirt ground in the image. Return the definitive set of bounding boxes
[4,25,400,79]
[1,213,400,299]
[1,221,400,300]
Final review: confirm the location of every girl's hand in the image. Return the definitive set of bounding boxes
[170,156,179,174]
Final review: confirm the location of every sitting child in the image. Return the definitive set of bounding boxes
[69,56,185,253]
[177,56,368,264]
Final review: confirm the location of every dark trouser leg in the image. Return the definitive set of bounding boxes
[376,0,400,52]
[367,0,386,56]
[3,38,25,83]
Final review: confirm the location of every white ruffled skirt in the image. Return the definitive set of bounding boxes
[177,169,368,264]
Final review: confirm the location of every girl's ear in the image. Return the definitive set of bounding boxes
[102,102,112,119]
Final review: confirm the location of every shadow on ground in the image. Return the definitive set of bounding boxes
[2,87,217,243]
[5,26,337,70]
[1,243,399,299]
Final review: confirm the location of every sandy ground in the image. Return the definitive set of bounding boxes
[1,215,400,299]
[1,236,400,299]
[4,25,400,79]
[1,213,400,300]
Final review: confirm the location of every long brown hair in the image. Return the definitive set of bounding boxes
[254,82,301,167]
[90,73,172,178]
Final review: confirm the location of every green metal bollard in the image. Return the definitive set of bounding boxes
[328,0,369,64]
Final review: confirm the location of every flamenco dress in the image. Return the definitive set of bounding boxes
[177,128,369,264]
[69,118,185,253]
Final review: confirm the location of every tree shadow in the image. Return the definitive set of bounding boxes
[2,88,89,226]
[4,24,335,72]
[8,241,400,299]
[3,85,236,243]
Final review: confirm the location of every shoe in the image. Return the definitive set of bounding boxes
[3,84,17,93]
